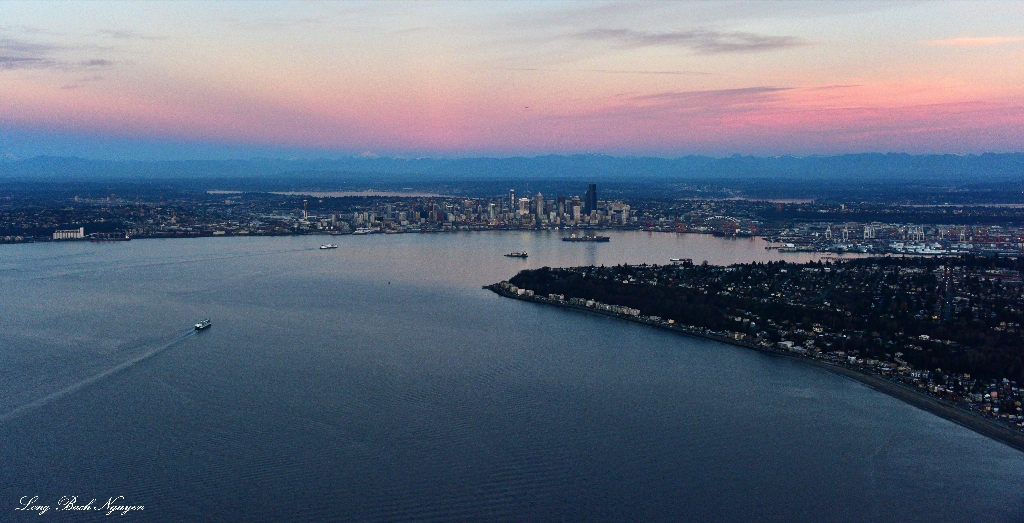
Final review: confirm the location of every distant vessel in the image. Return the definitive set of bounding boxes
[562,234,610,242]
[194,318,212,330]
[505,251,528,258]
[320,244,338,249]
[91,232,131,242]
[352,227,375,235]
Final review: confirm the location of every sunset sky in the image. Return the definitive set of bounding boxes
[2,1,1023,159]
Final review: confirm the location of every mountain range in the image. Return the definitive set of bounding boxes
[2,153,1023,183]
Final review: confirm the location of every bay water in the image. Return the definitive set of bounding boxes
[1,231,1022,521]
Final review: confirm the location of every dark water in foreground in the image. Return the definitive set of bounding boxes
[1,232,1022,522]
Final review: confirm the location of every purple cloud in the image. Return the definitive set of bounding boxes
[0,37,113,71]
[572,28,807,54]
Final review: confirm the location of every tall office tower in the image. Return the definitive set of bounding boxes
[557,196,566,217]
[584,184,597,215]
[570,196,582,223]
[509,189,516,211]
[534,192,545,219]
[488,203,496,221]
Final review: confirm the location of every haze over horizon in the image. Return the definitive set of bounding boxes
[2,1,1024,161]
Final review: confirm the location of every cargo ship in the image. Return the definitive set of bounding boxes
[504,251,528,258]
[90,232,131,242]
[562,234,610,242]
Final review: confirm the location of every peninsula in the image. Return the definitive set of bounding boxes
[486,255,1024,452]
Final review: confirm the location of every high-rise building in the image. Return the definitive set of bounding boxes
[534,192,545,220]
[508,189,516,212]
[570,196,582,223]
[518,197,530,216]
[584,184,596,214]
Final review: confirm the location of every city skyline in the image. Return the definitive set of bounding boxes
[2,1,1024,160]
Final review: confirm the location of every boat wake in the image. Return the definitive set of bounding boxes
[0,330,197,423]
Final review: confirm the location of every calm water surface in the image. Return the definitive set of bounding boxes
[1,231,1022,522]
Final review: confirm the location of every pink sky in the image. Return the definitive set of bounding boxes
[1,1,1023,158]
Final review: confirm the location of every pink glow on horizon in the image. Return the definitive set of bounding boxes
[3,0,1024,157]
[4,73,1023,155]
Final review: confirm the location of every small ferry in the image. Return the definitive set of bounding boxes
[562,234,610,242]
[320,244,338,249]
[505,251,528,258]
[194,318,212,330]
[352,227,375,235]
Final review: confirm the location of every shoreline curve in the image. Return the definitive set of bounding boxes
[485,283,1024,454]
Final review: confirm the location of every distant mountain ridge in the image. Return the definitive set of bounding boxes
[2,153,1023,183]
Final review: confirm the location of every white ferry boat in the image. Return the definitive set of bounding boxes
[320,244,338,249]
[194,318,212,330]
